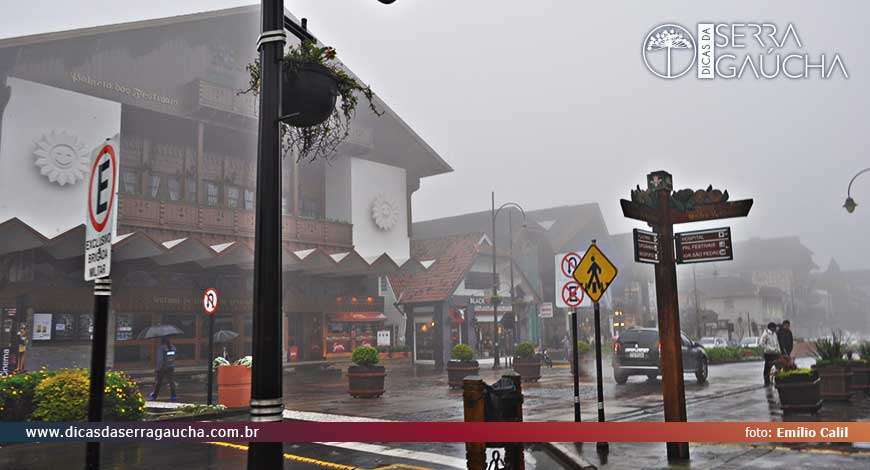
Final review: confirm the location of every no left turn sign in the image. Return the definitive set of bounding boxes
[203,288,219,315]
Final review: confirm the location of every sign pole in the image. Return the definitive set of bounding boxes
[85,277,111,470]
[593,300,609,454]
[570,307,581,422]
[207,314,215,406]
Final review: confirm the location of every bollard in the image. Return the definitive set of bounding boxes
[502,372,525,469]
[463,376,486,470]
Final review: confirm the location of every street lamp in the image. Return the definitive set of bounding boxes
[490,191,526,369]
[844,168,870,213]
[250,1,395,468]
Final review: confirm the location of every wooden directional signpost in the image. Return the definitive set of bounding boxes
[621,171,752,461]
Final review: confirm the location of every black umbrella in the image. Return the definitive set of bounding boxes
[137,324,183,339]
[213,330,239,343]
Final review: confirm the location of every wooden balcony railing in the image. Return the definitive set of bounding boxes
[119,195,353,249]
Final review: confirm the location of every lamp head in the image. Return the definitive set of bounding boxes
[378,0,397,3]
[844,197,857,214]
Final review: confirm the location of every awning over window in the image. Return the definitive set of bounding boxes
[448,308,463,325]
[329,312,387,322]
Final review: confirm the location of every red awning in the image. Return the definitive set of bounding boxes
[330,312,387,322]
[449,308,463,325]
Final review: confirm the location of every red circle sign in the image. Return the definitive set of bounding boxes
[562,281,584,308]
[203,288,219,315]
[86,144,118,233]
[561,252,582,278]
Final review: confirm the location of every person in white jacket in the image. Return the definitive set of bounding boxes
[760,322,781,386]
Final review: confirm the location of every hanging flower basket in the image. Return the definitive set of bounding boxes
[281,61,339,128]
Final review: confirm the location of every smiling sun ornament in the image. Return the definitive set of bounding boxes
[33,130,89,186]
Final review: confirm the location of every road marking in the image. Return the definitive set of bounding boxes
[317,442,465,469]
[207,441,361,469]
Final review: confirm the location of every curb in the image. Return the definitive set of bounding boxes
[535,442,597,469]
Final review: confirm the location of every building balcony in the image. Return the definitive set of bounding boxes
[119,195,353,249]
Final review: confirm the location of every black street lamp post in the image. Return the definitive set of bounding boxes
[249,1,395,468]
[490,192,526,369]
[844,167,870,213]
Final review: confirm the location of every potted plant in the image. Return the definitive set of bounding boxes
[347,346,385,398]
[851,341,870,395]
[811,331,852,401]
[446,344,479,389]
[775,362,822,415]
[570,341,592,377]
[243,41,382,162]
[214,356,252,409]
[513,341,542,382]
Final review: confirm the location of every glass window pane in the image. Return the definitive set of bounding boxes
[167,177,181,201]
[244,190,254,210]
[162,314,196,339]
[148,174,161,198]
[206,182,219,206]
[186,177,197,203]
[123,170,139,195]
[227,186,240,209]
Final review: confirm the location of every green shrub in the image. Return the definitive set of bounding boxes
[234,356,252,367]
[776,367,813,380]
[705,347,747,363]
[0,369,55,421]
[813,331,849,364]
[32,370,89,421]
[515,341,536,360]
[576,341,591,354]
[451,344,475,362]
[351,346,380,367]
[103,370,145,421]
[27,369,144,422]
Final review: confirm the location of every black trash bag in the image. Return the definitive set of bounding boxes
[484,376,524,422]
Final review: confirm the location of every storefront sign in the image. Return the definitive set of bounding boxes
[539,302,554,319]
[0,347,17,376]
[377,330,391,347]
[32,313,52,340]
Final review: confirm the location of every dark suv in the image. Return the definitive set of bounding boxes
[612,327,708,385]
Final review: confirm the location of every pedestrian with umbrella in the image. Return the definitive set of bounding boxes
[213,329,239,361]
[140,324,183,401]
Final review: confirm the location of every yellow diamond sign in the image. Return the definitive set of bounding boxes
[573,243,618,303]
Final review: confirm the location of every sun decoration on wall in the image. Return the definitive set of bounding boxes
[33,130,89,186]
[371,194,399,231]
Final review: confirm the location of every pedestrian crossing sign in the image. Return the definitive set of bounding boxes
[573,243,618,303]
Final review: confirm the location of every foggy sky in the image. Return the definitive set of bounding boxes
[2,1,869,270]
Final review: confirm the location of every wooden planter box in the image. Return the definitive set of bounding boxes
[217,365,252,409]
[775,371,822,414]
[848,360,870,393]
[446,360,480,389]
[813,363,853,401]
[513,358,542,382]
[347,365,386,398]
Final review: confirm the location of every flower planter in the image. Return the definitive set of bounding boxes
[217,365,251,409]
[848,360,870,393]
[813,363,853,401]
[281,61,339,128]
[446,360,480,389]
[347,365,386,398]
[775,371,822,414]
[513,358,542,382]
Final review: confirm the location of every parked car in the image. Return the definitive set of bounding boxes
[740,336,760,348]
[699,337,728,349]
[612,327,708,385]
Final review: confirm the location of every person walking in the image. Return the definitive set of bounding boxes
[760,322,781,386]
[149,336,177,401]
[777,320,794,357]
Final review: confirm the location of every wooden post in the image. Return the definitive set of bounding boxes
[652,187,689,460]
[503,371,525,469]
[463,376,486,470]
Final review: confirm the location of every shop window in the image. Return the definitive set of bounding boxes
[162,314,195,339]
[414,321,435,361]
[167,176,182,202]
[122,170,139,195]
[300,195,321,219]
[77,314,93,341]
[244,189,255,210]
[206,182,220,207]
[147,174,161,199]
[227,186,240,209]
[186,177,197,203]
[326,322,352,354]
[115,314,134,341]
[52,314,76,341]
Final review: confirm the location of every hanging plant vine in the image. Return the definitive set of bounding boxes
[241,41,383,162]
